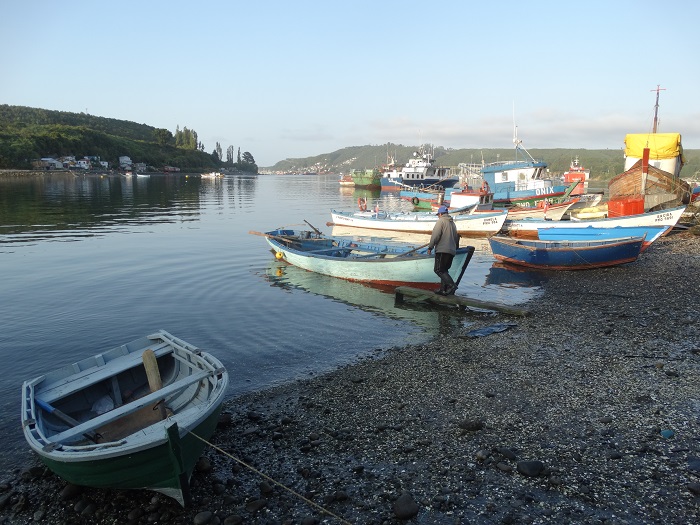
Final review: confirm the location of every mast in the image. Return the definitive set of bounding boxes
[651,84,665,134]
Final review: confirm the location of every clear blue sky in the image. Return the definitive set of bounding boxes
[2,0,698,167]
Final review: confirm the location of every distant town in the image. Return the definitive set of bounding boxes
[32,155,177,173]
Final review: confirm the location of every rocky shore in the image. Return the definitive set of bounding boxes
[2,221,700,524]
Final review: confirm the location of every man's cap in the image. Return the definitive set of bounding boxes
[437,205,448,215]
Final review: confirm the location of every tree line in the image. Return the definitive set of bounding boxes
[0,105,258,173]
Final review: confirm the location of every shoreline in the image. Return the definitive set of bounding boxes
[2,226,699,523]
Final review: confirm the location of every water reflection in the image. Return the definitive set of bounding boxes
[0,173,259,245]
[264,261,465,334]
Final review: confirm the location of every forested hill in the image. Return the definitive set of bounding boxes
[269,143,700,182]
[0,105,159,142]
[0,105,257,172]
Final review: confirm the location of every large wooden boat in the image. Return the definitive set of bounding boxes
[608,86,692,212]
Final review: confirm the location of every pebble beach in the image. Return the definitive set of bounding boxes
[2,214,700,525]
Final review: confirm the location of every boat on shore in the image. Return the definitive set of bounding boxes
[488,235,646,270]
[201,171,223,179]
[21,330,228,506]
[330,206,508,237]
[257,228,475,289]
[503,205,686,239]
[608,86,692,212]
[536,224,670,251]
[504,199,579,221]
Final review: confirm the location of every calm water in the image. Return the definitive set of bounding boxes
[0,172,544,469]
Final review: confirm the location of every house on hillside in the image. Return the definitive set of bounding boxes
[119,156,133,170]
[35,158,63,170]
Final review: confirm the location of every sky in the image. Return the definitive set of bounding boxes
[2,0,699,167]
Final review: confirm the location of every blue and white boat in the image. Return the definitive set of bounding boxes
[488,235,646,271]
[380,146,458,190]
[536,225,670,251]
[503,205,686,240]
[465,130,570,206]
[330,207,508,237]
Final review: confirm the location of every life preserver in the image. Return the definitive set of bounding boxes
[411,197,420,205]
[480,181,490,194]
[357,197,367,211]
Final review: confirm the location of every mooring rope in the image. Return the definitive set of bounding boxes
[190,431,353,525]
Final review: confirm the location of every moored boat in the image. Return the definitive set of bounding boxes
[380,145,458,190]
[350,168,382,188]
[562,156,591,196]
[488,235,646,270]
[505,199,579,221]
[338,174,355,186]
[462,129,572,206]
[536,224,670,251]
[258,228,475,289]
[503,205,686,239]
[21,330,228,506]
[330,207,508,237]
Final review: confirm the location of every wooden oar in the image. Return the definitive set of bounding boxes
[35,398,101,443]
[395,242,430,258]
[248,230,298,244]
[143,349,168,420]
[304,220,322,234]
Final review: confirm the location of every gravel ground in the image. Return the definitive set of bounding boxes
[2,216,700,525]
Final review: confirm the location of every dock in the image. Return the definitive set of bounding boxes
[394,286,529,316]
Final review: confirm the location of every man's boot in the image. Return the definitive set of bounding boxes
[444,276,457,295]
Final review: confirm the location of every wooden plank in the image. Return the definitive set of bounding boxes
[394,286,529,316]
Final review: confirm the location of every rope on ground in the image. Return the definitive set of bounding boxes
[190,431,353,525]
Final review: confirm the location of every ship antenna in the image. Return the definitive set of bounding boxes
[651,84,665,134]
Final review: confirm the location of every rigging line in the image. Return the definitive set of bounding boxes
[189,431,353,525]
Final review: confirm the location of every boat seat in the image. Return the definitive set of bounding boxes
[41,367,220,445]
[307,247,352,254]
[37,342,172,404]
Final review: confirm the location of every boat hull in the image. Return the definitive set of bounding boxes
[36,410,221,503]
[505,200,578,221]
[488,236,645,270]
[537,225,670,251]
[503,205,686,239]
[330,209,508,237]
